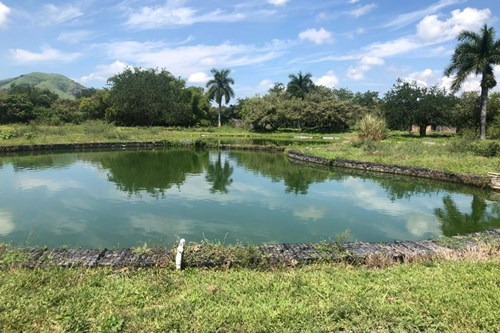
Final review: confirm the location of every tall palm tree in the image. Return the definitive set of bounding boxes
[445,24,500,139]
[206,68,235,127]
[286,71,314,100]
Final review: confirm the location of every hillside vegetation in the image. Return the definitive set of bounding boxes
[0,72,86,99]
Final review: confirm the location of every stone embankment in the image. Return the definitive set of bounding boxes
[288,150,494,190]
[2,229,498,269]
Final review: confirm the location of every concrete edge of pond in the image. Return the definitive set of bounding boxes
[1,229,499,270]
[287,150,499,192]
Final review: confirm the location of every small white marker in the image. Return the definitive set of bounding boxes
[176,238,186,270]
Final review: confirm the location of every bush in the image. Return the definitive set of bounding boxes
[357,114,387,141]
[469,141,499,157]
[487,116,500,139]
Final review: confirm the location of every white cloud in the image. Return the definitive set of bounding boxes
[101,40,286,78]
[417,7,492,43]
[347,56,384,81]
[57,30,94,44]
[349,0,360,3]
[79,61,129,84]
[0,209,14,236]
[314,71,339,88]
[360,55,384,66]
[349,3,377,18]
[258,79,274,90]
[385,0,464,29]
[17,177,81,192]
[187,72,210,84]
[10,46,81,64]
[293,207,325,221]
[268,0,289,6]
[42,4,83,26]
[125,1,245,29]
[404,68,436,87]
[298,28,333,45]
[440,65,500,93]
[364,37,420,58]
[0,1,10,28]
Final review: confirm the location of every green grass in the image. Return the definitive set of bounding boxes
[291,132,500,176]
[1,123,499,176]
[0,260,498,332]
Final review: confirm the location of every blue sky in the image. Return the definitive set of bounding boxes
[0,0,498,98]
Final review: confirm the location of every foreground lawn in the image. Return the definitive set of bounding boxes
[0,260,499,332]
[1,122,499,176]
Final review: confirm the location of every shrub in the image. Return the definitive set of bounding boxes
[469,141,499,157]
[487,116,500,139]
[357,114,387,141]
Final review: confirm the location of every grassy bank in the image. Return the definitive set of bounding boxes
[1,122,499,176]
[0,260,498,332]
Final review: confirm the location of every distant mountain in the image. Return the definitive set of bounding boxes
[0,72,87,99]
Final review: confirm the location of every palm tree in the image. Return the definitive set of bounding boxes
[286,71,314,100]
[445,24,500,139]
[206,68,235,127]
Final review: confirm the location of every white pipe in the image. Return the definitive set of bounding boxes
[175,238,185,270]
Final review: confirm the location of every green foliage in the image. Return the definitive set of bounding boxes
[383,80,456,136]
[0,94,35,123]
[286,71,314,99]
[107,68,192,126]
[445,24,500,139]
[240,87,369,132]
[0,129,18,140]
[206,68,235,127]
[487,115,500,139]
[0,72,86,100]
[79,89,110,120]
[357,114,387,141]
[469,141,499,157]
[34,99,83,125]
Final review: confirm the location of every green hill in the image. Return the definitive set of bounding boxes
[0,72,87,99]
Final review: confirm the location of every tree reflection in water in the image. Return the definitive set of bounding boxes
[206,151,233,194]
[434,195,500,237]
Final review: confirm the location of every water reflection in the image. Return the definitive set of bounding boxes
[80,150,208,197]
[435,196,500,236]
[0,148,499,247]
[206,151,233,194]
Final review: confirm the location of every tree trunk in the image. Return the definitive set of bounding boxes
[479,85,488,140]
[419,125,427,137]
[218,102,222,128]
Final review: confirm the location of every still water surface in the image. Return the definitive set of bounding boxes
[0,149,498,248]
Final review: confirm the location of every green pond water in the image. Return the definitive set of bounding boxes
[0,148,499,248]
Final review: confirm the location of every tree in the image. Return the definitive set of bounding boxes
[107,68,192,126]
[286,71,314,100]
[384,80,455,137]
[206,68,235,127]
[79,89,110,120]
[0,94,34,123]
[383,79,422,132]
[445,24,500,139]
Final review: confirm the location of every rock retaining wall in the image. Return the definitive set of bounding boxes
[288,150,493,190]
[0,141,169,153]
[2,229,498,269]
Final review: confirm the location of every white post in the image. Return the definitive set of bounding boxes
[175,238,186,270]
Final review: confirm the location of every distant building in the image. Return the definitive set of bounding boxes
[411,125,456,135]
